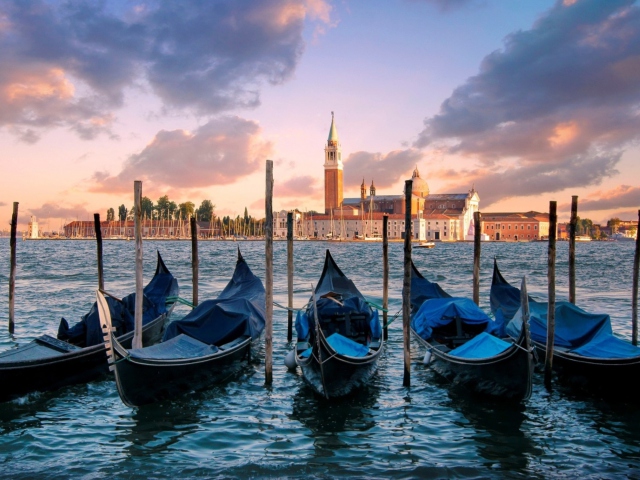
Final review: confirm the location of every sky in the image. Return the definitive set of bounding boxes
[1,0,639,231]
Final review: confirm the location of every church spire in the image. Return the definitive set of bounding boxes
[328,111,339,146]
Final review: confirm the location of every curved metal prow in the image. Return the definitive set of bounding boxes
[96,290,116,373]
[312,287,328,399]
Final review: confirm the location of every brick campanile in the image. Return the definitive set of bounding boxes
[324,111,343,214]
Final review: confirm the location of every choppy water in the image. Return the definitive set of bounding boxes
[0,238,638,479]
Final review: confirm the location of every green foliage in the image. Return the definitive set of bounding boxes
[118,204,127,221]
[106,208,115,222]
[178,201,195,220]
[196,200,215,222]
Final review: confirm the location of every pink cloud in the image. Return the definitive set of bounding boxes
[88,116,273,195]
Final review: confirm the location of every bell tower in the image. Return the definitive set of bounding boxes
[324,111,343,214]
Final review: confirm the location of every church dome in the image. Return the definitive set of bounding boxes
[411,167,429,197]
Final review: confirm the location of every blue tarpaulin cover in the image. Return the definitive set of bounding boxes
[411,297,499,340]
[163,254,265,346]
[448,332,512,359]
[410,261,451,314]
[325,333,370,357]
[571,333,640,359]
[57,251,179,347]
[492,260,640,360]
[129,334,218,360]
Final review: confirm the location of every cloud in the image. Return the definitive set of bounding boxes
[89,116,273,194]
[275,175,322,198]
[410,0,479,12]
[343,149,425,190]
[562,185,640,212]
[28,202,93,221]
[0,0,332,140]
[0,201,6,207]
[415,0,640,202]
[440,151,620,207]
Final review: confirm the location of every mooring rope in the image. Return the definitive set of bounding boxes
[166,296,195,308]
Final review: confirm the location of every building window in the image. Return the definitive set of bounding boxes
[535,225,538,230]
[528,225,531,230]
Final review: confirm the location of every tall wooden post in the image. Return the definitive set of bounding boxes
[569,195,578,304]
[265,160,274,385]
[402,180,413,387]
[9,202,18,334]
[133,181,143,349]
[287,211,294,342]
[632,209,640,346]
[473,211,482,306]
[190,217,199,307]
[94,213,104,292]
[545,200,557,387]
[382,214,389,342]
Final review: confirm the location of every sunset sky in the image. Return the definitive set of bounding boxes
[1,0,639,231]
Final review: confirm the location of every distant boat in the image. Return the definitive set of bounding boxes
[610,232,636,241]
[575,235,592,242]
[416,241,435,249]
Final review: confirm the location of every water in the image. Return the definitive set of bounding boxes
[0,239,639,479]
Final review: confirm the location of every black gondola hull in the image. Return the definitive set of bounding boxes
[412,327,533,402]
[532,341,640,398]
[296,335,382,398]
[0,313,168,402]
[110,337,252,407]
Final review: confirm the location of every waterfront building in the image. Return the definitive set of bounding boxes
[26,216,39,239]
[480,211,550,241]
[315,113,478,240]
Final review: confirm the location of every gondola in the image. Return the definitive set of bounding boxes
[490,258,640,398]
[99,250,265,407]
[291,249,383,398]
[0,251,178,402]
[410,262,533,401]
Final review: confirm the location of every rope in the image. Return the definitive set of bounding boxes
[382,308,402,328]
[366,300,388,312]
[166,296,195,308]
[273,301,311,312]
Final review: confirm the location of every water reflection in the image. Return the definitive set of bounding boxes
[116,398,203,456]
[448,390,540,472]
[289,384,379,456]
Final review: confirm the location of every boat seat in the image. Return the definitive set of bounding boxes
[36,335,82,353]
[218,336,249,351]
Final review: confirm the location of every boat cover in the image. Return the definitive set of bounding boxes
[410,261,451,314]
[128,334,218,360]
[325,333,370,357]
[570,334,640,359]
[163,255,265,346]
[295,296,381,341]
[411,297,500,340]
[493,260,640,359]
[57,251,179,347]
[448,332,512,359]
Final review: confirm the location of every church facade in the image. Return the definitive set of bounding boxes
[299,113,479,241]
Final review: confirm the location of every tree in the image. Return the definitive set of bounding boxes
[243,207,249,224]
[156,195,177,220]
[118,204,128,221]
[608,217,621,234]
[141,196,154,219]
[106,208,115,222]
[179,201,195,220]
[196,200,215,222]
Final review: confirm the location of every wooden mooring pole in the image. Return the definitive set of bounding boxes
[473,211,481,306]
[9,202,18,334]
[382,214,389,342]
[265,160,274,385]
[133,181,143,350]
[545,200,557,388]
[402,180,413,387]
[287,211,294,342]
[569,195,578,304]
[94,213,104,292]
[632,209,640,346]
[190,217,199,307]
